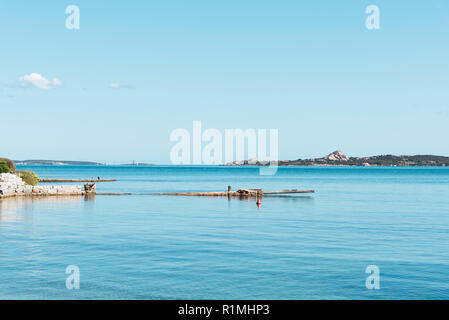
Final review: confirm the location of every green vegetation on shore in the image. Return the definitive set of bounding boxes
[0,157,39,185]
[0,158,16,171]
[0,161,11,173]
[19,170,39,186]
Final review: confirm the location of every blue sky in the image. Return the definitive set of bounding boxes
[1,0,448,163]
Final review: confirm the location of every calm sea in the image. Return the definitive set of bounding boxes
[1,165,448,299]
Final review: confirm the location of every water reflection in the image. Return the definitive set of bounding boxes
[223,193,315,211]
[263,195,314,200]
[0,196,84,223]
[230,195,314,202]
[84,193,96,203]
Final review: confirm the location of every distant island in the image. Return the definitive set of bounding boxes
[14,160,155,166]
[225,151,449,167]
[15,160,104,166]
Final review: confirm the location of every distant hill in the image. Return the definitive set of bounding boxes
[15,160,103,166]
[226,150,449,167]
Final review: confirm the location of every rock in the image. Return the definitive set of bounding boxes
[324,150,349,161]
[247,158,259,165]
[23,186,33,194]
[1,172,84,198]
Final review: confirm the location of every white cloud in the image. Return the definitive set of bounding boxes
[19,73,62,90]
[110,83,120,89]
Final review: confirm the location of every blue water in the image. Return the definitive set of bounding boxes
[1,165,449,299]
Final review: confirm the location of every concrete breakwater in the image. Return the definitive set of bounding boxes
[0,173,83,198]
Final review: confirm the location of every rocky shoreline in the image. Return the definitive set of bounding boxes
[0,173,84,199]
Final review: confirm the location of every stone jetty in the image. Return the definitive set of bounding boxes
[155,187,315,197]
[0,173,84,199]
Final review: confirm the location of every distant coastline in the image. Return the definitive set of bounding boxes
[15,160,104,166]
[14,160,154,166]
[13,150,449,167]
[225,150,449,167]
